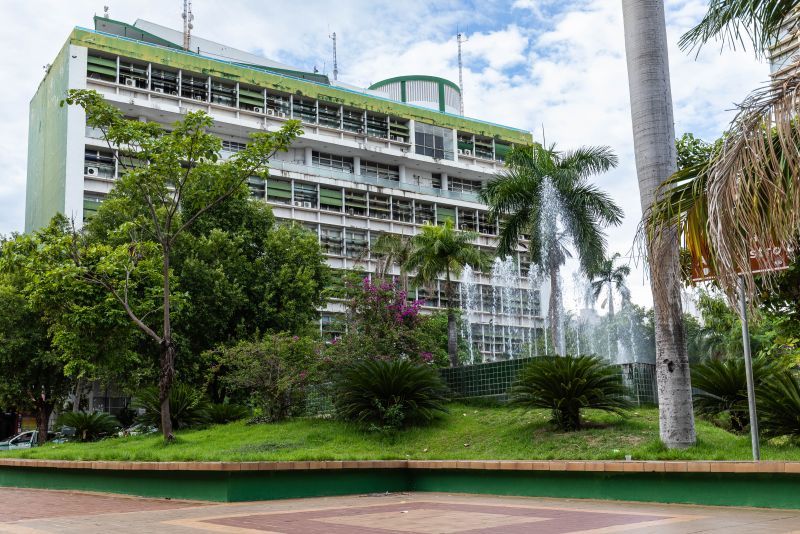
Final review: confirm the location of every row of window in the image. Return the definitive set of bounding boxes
[254,177,498,234]
[86,52,515,161]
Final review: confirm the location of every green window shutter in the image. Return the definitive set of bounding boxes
[437,206,455,223]
[88,55,117,68]
[267,179,291,198]
[320,188,343,206]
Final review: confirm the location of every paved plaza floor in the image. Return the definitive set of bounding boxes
[1,488,799,533]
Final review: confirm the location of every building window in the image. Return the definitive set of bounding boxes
[366,113,388,138]
[345,190,367,217]
[361,160,399,181]
[87,54,116,83]
[458,208,477,231]
[392,198,413,223]
[414,201,435,225]
[221,140,247,154]
[312,151,354,173]
[210,80,236,107]
[150,67,178,95]
[180,72,208,101]
[478,211,496,235]
[248,177,265,199]
[437,205,456,224]
[369,194,390,219]
[84,148,115,179]
[319,187,343,212]
[119,60,148,89]
[293,97,317,123]
[266,91,290,115]
[83,192,106,222]
[449,176,482,193]
[267,179,292,204]
[293,182,318,208]
[321,313,345,341]
[414,122,454,160]
[345,229,367,258]
[431,173,443,190]
[320,226,343,256]
[239,85,264,112]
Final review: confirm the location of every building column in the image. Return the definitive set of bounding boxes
[304,146,313,166]
[353,156,361,175]
[441,173,449,191]
[399,164,407,183]
[452,128,458,161]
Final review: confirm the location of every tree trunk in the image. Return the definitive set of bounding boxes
[607,283,615,319]
[549,266,560,355]
[159,249,175,441]
[35,401,53,445]
[622,0,696,448]
[608,282,617,360]
[447,308,458,367]
[445,268,458,367]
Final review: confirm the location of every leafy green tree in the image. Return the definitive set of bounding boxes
[481,144,622,353]
[0,218,138,444]
[405,221,490,366]
[371,233,413,291]
[63,89,301,440]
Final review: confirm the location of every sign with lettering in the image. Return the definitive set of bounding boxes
[691,242,793,282]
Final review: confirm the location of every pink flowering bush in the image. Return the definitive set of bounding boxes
[327,277,448,366]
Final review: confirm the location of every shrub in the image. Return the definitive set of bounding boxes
[692,357,774,432]
[206,403,249,424]
[56,411,120,442]
[218,334,320,422]
[333,359,448,431]
[510,355,632,431]
[758,370,800,439]
[133,383,210,430]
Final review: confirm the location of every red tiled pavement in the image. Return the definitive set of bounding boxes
[0,487,204,522]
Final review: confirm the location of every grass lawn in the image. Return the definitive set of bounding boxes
[5,404,800,462]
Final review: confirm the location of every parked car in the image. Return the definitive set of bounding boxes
[0,430,59,450]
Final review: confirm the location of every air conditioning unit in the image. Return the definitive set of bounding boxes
[347,208,355,215]
[85,166,99,177]
[194,95,204,101]
[153,87,164,93]
[393,136,404,142]
[294,201,304,207]
[464,149,472,156]
[302,201,313,208]
[124,78,136,87]
[265,108,274,116]
[170,90,178,95]
[278,111,287,118]
[457,149,464,155]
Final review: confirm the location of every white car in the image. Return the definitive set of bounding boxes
[0,431,57,450]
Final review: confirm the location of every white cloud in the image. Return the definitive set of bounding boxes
[0,1,767,309]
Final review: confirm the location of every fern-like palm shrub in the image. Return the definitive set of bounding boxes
[758,371,800,439]
[133,384,209,430]
[56,411,120,442]
[510,355,632,431]
[333,359,448,431]
[692,358,773,433]
[206,403,249,424]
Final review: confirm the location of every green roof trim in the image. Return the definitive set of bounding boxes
[369,75,461,94]
[93,16,183,50]
[69,28,531,144]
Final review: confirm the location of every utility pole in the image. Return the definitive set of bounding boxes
[329,32,338,81]
[456,30,468,115]
[182,0,194,51]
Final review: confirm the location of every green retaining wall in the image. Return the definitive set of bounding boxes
[1,465,799,508]
[0,467,409,503]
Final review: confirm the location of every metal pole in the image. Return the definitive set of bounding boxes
[738,276,760,461]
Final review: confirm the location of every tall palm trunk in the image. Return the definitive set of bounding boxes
[622,0,696,448]
[445,268,458,367]
[549,266,560,355]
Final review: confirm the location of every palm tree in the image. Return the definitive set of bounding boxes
[650,2,800,305]
[622,0,696,448]
[480,143,622,355]
[370,233,412,291]
[406,221,490,367]
[588,253,631,320]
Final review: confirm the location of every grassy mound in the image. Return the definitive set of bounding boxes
[5,405,799,462]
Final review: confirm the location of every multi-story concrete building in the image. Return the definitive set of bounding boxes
[25,17,542,361]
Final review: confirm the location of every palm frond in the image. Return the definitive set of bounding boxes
[679,0,799,59]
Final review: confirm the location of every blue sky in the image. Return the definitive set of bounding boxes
[0,0,767,307]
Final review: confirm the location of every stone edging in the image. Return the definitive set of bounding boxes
[1,458,798,474]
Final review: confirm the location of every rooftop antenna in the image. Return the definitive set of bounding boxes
[456,29,468,115]
[182,0,194,51]
[329,32,338,81]
[103,6,109,18]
